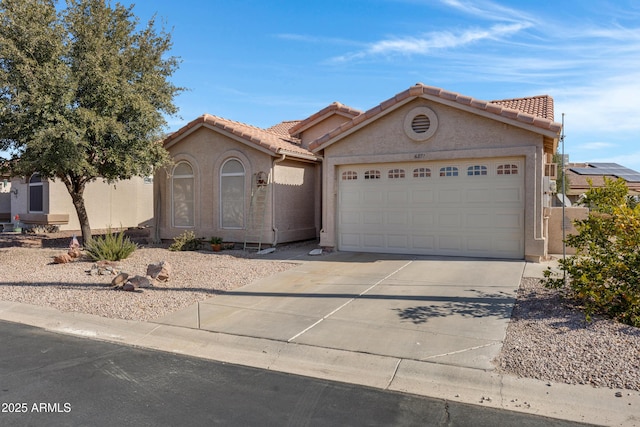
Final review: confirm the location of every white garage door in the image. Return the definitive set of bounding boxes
[337,158,525,259]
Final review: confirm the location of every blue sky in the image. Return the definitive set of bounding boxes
[22,1,640,169]
[134,0,639,167]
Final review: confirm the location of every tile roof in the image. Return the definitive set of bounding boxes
[309,83,563,151]
[288,102,362,137]
[266,120,302,138]
[491,95,555,121]
[163,114,316,159]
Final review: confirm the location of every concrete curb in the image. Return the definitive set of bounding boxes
[1,300,638,426]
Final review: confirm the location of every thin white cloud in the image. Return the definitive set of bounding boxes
[330,22,530,63]
[439,0,538,24]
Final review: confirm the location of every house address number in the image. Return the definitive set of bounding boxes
[414,153,426,159]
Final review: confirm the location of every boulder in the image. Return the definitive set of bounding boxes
[111,272,129,287]
[122,283,136,292]
[127,275,152,289]
[68,248,82,259]
[146,261,171,283]
[53,253,72,264]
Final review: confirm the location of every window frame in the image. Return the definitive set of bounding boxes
[220,158,246,229]
[171,161,195,228]
[28,173,44,213]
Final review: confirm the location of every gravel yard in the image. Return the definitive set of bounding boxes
[0,246,297,322]
[495,277,640,392]
[0,237,639,392]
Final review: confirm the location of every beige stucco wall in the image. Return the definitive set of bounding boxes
[299,115,353,148]
[10,176,153,231]
[273,159,319,243]
[317,97,551,261]
[155,126,319,244]
[546,206,588,255]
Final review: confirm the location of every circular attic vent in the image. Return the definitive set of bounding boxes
[411,114,431,133]
[404,107,438,141]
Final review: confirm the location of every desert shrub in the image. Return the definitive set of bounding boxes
[168,230,203,251]
[85,228,138,261]
[544,178,640,326]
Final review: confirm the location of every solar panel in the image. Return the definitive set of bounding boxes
[590,162,624,169]
[570,162,640,182]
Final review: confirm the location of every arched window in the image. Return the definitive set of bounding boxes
[342,171,358,180]
[220,159,245,229]
[364,170,381,180]
[497,164,518,175]
[29,173,44,213]
[467,165,488,176]
[413,167,431,178]
[439,166,458,177]
[388,169,405,179]
[172,162,195,227]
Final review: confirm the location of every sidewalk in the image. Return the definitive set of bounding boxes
[0,253,638,426]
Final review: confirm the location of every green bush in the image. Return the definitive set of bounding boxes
[85,228,138,261]
[544,178,640,326]
[168,230,203,251]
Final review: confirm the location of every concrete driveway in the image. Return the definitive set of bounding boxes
[155,252,525,371]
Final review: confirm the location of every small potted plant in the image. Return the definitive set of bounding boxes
[209,236,223,252]
[13,214,22,233]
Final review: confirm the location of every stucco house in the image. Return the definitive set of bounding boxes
[4,174,153,232]
[564,162,640,204]
[155,83,562,261]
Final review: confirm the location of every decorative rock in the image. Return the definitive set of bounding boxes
[308,248,323,256]
[127,275,152,289]
[146,261,171,283]
[90,261,122,276]
[111,272,129,287]
[68,248,82,259]
[53,253,72,264]
[122,283,135,292]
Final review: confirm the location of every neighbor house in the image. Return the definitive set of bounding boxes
[5,174,153,232]
[564,162,640,204]
[155,83,562,261]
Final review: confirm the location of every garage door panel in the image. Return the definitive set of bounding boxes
[466,212,492,227]
[388,234,409,249]
[439,236,462,251]
[338,158,524,259]
[363,234,385,248]
[340,211,360,225]
[494,187,523,203]
[438,188,462,204]
[363,212,383,225]
[412,235,435,250]
[495,212,523,228]
[387,190,409,204]
[438,212,462,227]
[362,190,384,205]
[467,188,491,203]
[387,211,409,226]
[412,212,435,227]
[412,189,435,204]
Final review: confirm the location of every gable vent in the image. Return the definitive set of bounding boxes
[411,114,431,133]
[404,106,438,141]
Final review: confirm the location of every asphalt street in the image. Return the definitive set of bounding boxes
[0,320,593,426]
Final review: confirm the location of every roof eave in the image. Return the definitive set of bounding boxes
[310,92,561,153]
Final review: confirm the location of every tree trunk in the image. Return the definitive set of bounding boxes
[71,191,92,246]
[61,176,92,245]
